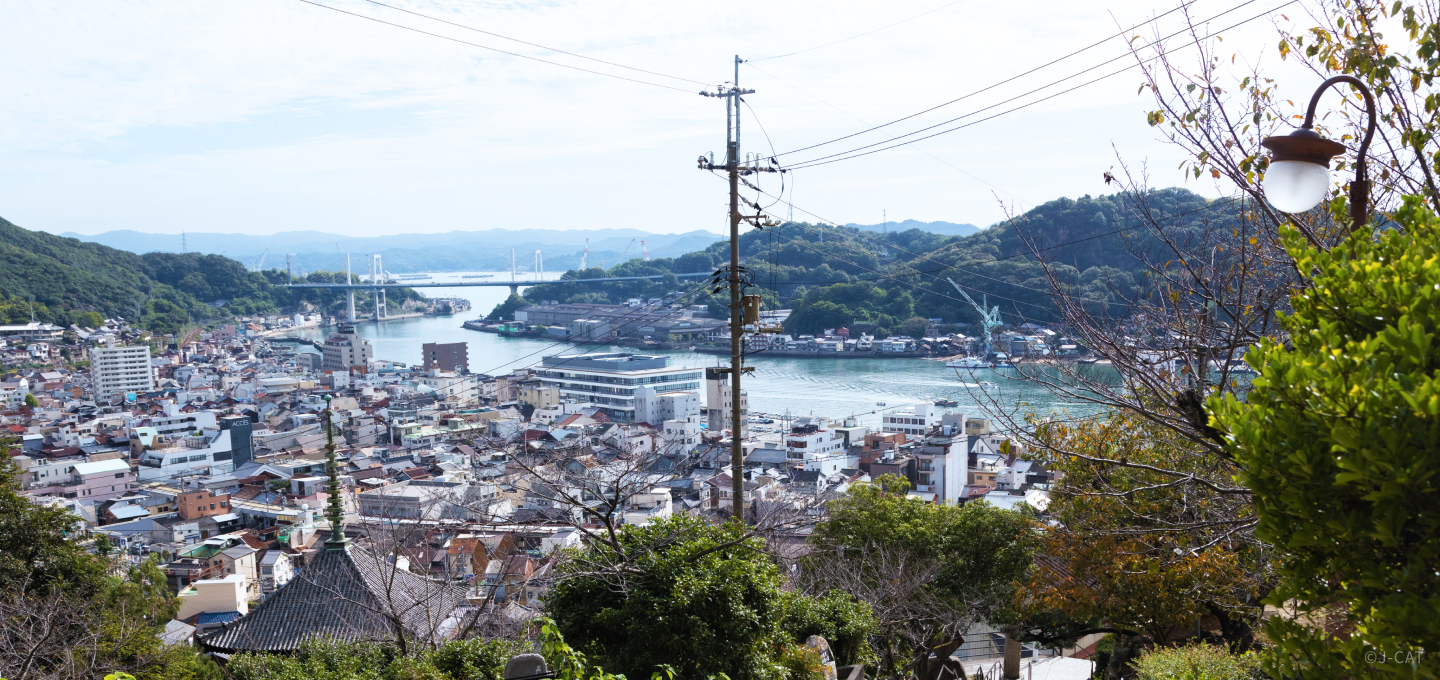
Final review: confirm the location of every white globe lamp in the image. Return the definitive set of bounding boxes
[1260,128,1346,214]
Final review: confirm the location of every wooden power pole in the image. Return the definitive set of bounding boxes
[698,55,779,520]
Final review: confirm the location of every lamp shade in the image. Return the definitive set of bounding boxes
[1260,128,1347,214]
[1263,160,1330,213]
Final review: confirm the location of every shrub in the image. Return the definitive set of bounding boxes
[1133,644,1261,680]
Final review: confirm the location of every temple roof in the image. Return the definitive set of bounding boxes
[199,546,469,653]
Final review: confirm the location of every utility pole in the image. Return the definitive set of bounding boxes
[697,55,779,521]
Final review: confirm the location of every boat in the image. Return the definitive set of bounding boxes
[461,274,493,279]
[993,362,1015,369]
[980,382,998,390]
[934,398,959,406]
[876,401,887,406]
[946,356,989,369]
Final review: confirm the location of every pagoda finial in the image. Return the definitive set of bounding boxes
[323,393,349,550]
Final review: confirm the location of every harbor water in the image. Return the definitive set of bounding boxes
[283,273,1099,431]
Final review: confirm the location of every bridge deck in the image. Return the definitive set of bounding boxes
[284,271,711,289]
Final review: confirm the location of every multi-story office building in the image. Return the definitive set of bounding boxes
[881,402,942,438]
[91,341,154,403]
[322,324,373,372]
[422,341,469,372]
[535,353,703,421]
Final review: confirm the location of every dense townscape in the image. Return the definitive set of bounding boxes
[5,0,1440,679]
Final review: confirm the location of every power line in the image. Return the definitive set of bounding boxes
[293,0,697,93]
[765,0,1262,165]
[355,0,710,86]
[749,0,968,62]
[744,65,1035,207]
[784,1,1294,169]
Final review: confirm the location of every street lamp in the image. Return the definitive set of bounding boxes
[1261,75,1377,227]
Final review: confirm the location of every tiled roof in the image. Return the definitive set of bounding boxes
[198,546,468,653]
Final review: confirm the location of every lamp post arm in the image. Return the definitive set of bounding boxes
[1301,75,1378,229]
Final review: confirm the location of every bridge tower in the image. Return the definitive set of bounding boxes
[345,254,356,323]
[508,249,519,297]
[372,254,387,320]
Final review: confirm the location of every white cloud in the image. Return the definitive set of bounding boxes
[0,0,1311,236]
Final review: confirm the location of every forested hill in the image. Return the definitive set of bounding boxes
[495,188,1228,336]
[0,215,421,335]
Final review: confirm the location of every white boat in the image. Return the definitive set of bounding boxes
[980,381,998,390]
[946,356,989,369]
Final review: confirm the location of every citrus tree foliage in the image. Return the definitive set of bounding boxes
[1213,198,1440,678]
[1017,411,1264,659]
[1132,644,1262,680]
[546,514,853,680]
[800,476,1033,680]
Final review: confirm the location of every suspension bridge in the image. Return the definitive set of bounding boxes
[281,250,710,322]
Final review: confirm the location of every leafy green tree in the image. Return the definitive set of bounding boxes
[487,293,530,322]
[779,590,876,667]
[0,455,217,680]
[1213,198,1440,678]
[1015,411,1265,677]
[546,514,843,680]
[23,392,38,407]
[801,476,1034,679]
[0,456,106,595]
[897,316,929,339]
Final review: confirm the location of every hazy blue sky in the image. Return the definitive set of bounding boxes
[0,0,1312,236]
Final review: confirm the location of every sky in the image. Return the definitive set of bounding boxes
[0,0,1315,237]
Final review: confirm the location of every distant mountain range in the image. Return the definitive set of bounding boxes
[63,220,983,273]
[61,228,725,275]
[844,219,981,237]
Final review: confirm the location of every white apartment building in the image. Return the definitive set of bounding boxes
[91,341,155,403]
[914,413,969,504]
[705,367,749,436]
[881,402,942,438]
[136,429,236,482]
[660,415,703,453]
[634,386,701,426]
[129,400,218,436]
[322,324,373,372]
[535,353,703,421]
[785,416,853,475]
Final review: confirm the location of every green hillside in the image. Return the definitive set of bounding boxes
[499,188,1234,336]
[0,216,422,335]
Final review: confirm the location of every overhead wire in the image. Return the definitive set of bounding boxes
[746,63,1036,208]
[754,0,1209,160]
[355,0,709,85]
[292,0,698,93]
[783,0,1296,169]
